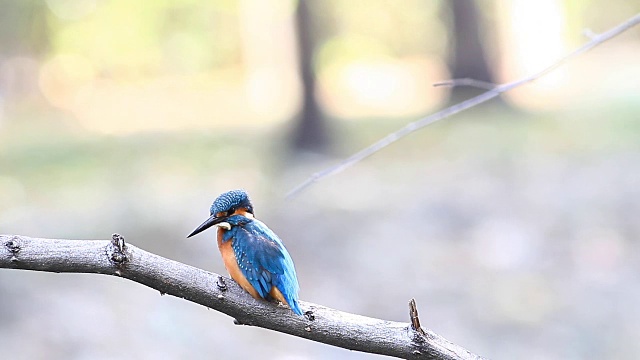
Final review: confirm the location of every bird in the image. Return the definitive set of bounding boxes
[187,189,302,315]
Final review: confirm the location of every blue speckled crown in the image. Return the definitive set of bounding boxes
[210,189,251,215]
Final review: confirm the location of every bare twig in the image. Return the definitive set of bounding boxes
[433,78,497,90]
[0,234,486,360]
[410,298,427,337]
[286,13,640,199]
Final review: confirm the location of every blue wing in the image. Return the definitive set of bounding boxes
[227,216,302,315]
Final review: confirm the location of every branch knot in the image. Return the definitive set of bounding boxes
[5,236,21,262]
[109,233,129,268]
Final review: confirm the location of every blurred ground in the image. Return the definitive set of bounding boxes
[1,101,639,360]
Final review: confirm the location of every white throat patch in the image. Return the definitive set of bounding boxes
[217,222,231,230]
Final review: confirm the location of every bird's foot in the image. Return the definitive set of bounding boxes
[216,276,228,291]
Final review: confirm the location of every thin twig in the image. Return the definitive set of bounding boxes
[433,78,497,90]
[286,13,640,199]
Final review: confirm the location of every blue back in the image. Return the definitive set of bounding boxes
[222,215,302,315]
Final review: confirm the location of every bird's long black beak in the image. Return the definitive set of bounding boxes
[187,215,227,238]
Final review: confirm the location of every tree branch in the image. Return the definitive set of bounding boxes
[0,234,486,360]
[286,13,640,199]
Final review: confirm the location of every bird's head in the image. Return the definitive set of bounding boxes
[187,189,254,238]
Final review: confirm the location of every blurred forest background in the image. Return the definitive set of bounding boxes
[1,1,639,359]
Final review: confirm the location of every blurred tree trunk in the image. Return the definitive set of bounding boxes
[290,0,329,153]
[0,2,49,56]
[0,2,49,121]
[446,0,499,102]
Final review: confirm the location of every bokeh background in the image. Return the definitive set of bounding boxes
[1,1,639,359]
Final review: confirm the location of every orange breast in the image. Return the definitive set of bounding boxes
[217,228,260,300]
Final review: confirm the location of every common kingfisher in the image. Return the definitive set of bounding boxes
[187,189,303,315]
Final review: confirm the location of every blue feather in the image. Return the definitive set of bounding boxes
[224,215,302,315]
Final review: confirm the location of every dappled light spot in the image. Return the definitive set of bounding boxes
[38,54,95,110]
[46,0,97,21]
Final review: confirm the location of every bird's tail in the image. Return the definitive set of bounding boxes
[287,297,303,316]
[271,284,303,316]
